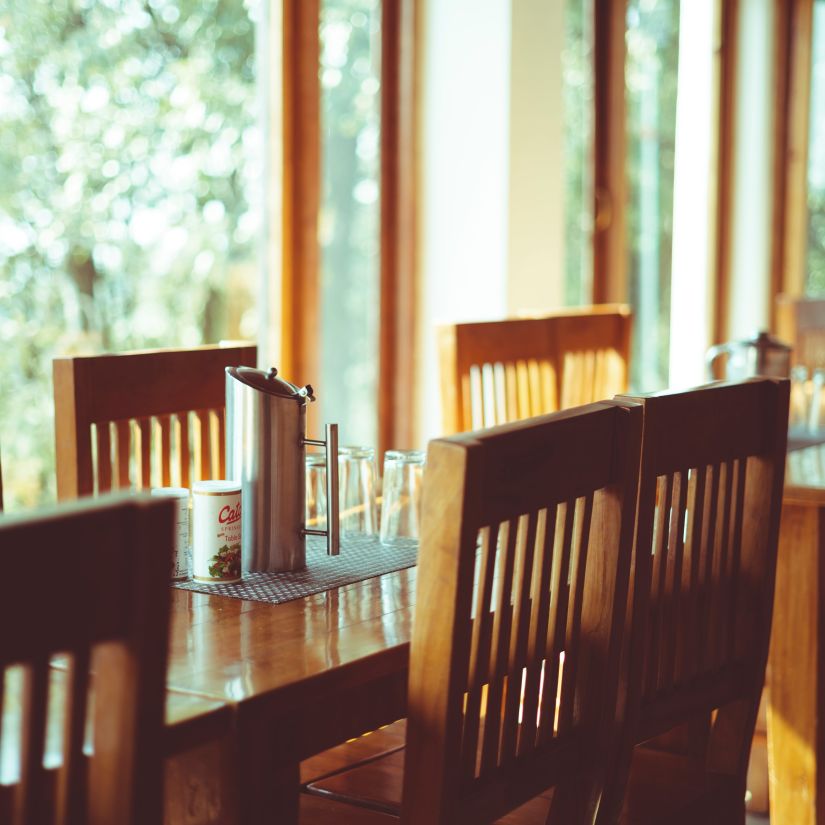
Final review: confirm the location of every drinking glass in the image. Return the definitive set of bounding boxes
[790,365,810,431]
[338,446,379,535]
[380,450,426,545]
[811,368,825,433]
[305,452,328,530]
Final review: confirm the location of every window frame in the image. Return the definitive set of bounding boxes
[279,0,418,456]
[770,0,815,308]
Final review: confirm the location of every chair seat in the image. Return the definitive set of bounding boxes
[300,720,408,785]
[304,747,553,824]
[301,794,399,823]
[617,747,743,825]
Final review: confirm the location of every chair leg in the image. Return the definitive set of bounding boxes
[593,749,633,825]
[545,773,600,825]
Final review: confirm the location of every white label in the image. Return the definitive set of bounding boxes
[192,486,242,583]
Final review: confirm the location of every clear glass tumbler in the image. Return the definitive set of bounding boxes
[789,365,810,431]
[305,452,328,530]
[338,446,379,535]
[380,450,426,546]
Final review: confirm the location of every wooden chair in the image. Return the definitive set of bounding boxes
[302,400,644,824]
[599,378,789,824]
[53,343,257,499]
[776,294,825,367]
[438,305,632,434]
[0,494,174,824]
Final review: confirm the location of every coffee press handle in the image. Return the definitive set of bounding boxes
[324,423,340,556]
[303,424,339,555]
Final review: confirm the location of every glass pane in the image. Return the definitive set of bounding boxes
[625,0,680,391]
[806,0,825,293]
[318,0,381,449]
[0,0,261,508]
[562,0,594,305]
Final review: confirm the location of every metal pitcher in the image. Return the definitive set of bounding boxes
[705,331,791,381]
[225,366,339,573]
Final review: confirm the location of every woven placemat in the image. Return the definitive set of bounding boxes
[173,534,418,605]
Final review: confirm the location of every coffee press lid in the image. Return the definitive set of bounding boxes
[741,330,791,353]
[226,366,315,403]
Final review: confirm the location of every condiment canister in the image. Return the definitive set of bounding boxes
[192,480,242,583]
[151,486,191,581]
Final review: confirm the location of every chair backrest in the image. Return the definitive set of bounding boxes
[775,294,825,367]
[616,379,788,775]
[438,305,632,434]
[0,495,174,825]
[402,401,643,824]
[53,343,257,499]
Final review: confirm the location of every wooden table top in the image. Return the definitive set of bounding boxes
[1,565,416,790]
[166,566,417,712]
[162,441,822,739]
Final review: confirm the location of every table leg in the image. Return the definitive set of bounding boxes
[768,502,825,825]
[236,708,300,825]
[165,734,239,825]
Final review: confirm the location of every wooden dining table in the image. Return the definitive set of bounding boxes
[767,440,825,825]
[164,566,417,825]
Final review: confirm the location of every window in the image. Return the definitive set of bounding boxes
[625,0,679,391]
[281,0,416,455]
[318,0,382,448]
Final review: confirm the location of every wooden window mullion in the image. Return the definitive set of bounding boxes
[592,0,628,305]
[282,0,321,384]
[711,0,740,345]
[770,0,815,309]
[379,0,418,454]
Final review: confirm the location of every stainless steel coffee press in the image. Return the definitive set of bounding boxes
[225,366,339,573]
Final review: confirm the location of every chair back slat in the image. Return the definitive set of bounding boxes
[115,421,131,489]
[56,648,91,825]
[18,657,50,825]
[158,415,173,487]
[95,423,113,494]
[217,408,227,477]
[478,518,519,778]
[402,400,643,824]
[137,418,152,488]
[500,510,541,763]
[439,305,632,434]
[178,414,191,488]
[558,494,594,736]
[53,344,256,499]
[518,507,558,755]
[0,496,173,825]
[196,409,213,480]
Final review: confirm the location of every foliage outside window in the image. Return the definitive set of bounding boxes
[318,0,381,449]
[625,0,679,392]
[0,0,260,508]
[562,0,594,307]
